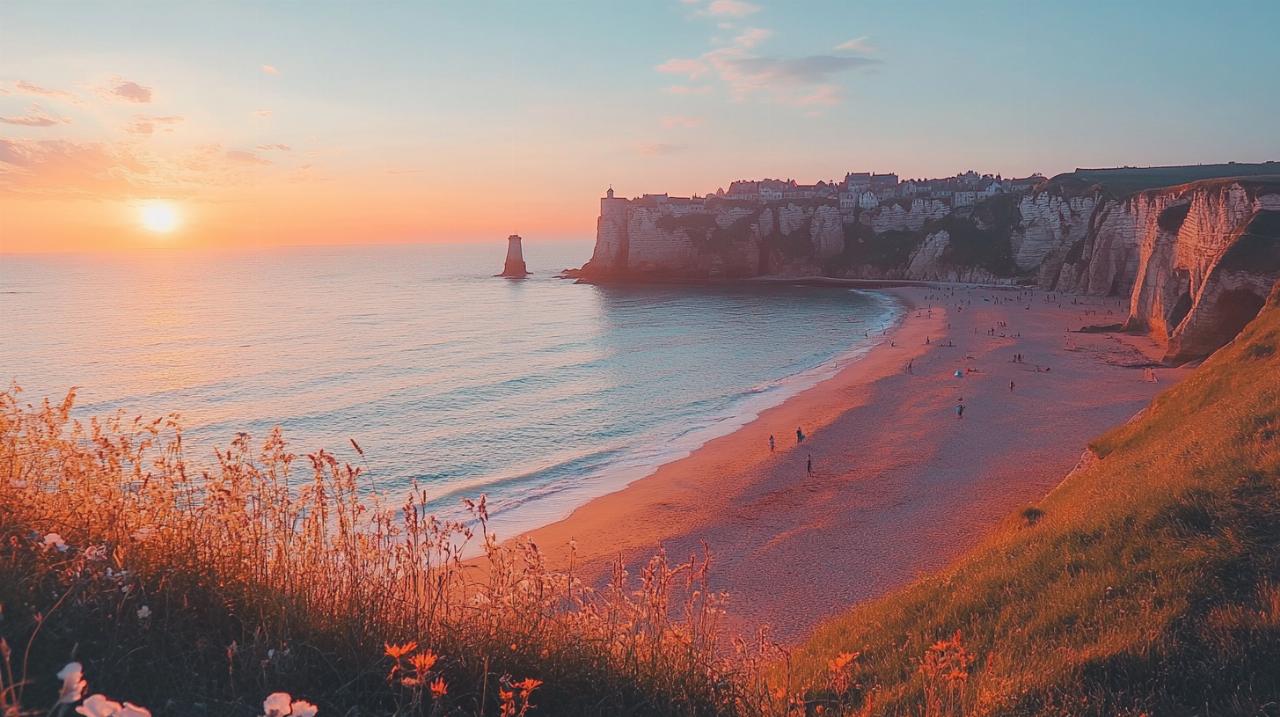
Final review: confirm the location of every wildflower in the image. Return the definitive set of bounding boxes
[83,545,108,561]
[262,692,292,717]
[289,700,318,717]
[429,677,447,699]
[136,605,151,620]
[76,694,151,717]
[384,641,417,660]
[409,650,438,675]
[43,532,69,552]
[57,662,87,704]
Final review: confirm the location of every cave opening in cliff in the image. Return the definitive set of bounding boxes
[1168,291,1194,331]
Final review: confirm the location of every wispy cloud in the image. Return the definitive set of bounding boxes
[733,27,773,49]
[256,143,292,151]
[835,36,875,54]
[261,64,280,75]
[0,105,71,127]
[125,115,183,135]
[103,79,152,103]
[656,58,709,78]
[253,109,273,118]
[225,149,272,165]
[703,0,759,18]
[637,142,686,156]
[661,115,704,129]
[664,84,713,95]
[10,81,77,102]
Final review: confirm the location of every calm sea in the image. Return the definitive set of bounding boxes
[0,242,899,538]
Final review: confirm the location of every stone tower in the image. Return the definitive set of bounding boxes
[500,234,528,278]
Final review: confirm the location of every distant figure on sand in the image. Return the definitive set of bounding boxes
[1010,380,1015,392]
[769,434,775,452]
[806,454,813,475]
[956,402,965,419]
[796,427,805,444]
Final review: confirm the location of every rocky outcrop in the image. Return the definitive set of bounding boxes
[500,234,528,278]
[580,168,1280,362]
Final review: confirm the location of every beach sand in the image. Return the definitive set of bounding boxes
[519,285,1185,642]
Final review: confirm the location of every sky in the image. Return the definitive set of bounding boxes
[2,0,1278,252]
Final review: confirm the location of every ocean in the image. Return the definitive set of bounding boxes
[0,242,900,539]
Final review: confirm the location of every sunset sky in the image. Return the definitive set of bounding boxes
[2,0,1278,252]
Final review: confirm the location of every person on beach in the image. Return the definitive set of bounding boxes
[806,454,813,476]
[1010,380,1015,392]
[796,427,805,444]
[769,434,775,452]
[907,359,913,374]
[956,402,965,419]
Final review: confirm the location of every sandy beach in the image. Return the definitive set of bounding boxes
[520,285,1185,642]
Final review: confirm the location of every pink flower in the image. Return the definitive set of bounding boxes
[74,695,151,717]
[261,692,317,717]
[76,695,121,717]
[43,533,68,552]
[57,662,86,704]
[262,692,293,717]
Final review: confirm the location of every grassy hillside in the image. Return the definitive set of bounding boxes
[786,287,1280,715]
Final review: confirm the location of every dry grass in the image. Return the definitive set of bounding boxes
[0,388,784,716]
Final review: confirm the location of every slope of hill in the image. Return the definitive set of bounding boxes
[786,285,1280,715]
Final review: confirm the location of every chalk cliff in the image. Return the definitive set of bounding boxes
[578,167,1280,361]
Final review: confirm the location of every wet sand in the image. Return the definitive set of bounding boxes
[519,285,1183,642]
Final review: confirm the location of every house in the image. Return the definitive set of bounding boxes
[858,190,880,209]
[953,190,977,207]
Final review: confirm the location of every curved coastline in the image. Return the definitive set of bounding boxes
[515,285,1184,642]
[468,288,905,544]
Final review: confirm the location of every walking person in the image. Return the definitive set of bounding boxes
[806,453,813,476]
[769,434,775,452]
[1010,380,1015,392]
[956,402,965,419]
[796,426,805,444]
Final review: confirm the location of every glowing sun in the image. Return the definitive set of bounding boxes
[140,201,181,233]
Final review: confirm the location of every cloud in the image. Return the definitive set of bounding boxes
[253,109,273,118]
[0,105,70,127]
[256,143,292,151]
[11,81,76,101]
[261,64,280,75]
[125,115,183,135]
[733,27,772,49]
[661,115,704,129]
[637,142,686,156]
[724,54,878,86]
[0,138,150,197]
[225,149,272,165]
[656,57,708,78]
[704,0,759,17]
[664,84,713,95]
[105,79,153,103]
[835,36,875,54]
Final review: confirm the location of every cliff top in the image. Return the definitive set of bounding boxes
[1045,161,1280,198]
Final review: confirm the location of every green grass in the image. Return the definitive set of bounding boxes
[785,286,1280,716]
[1046,162,1280,198]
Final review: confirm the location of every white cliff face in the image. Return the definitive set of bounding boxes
[865,198,951,233]
[1120,183,1280,361]
[1013,193,1096,274]
[583,181,1280,361]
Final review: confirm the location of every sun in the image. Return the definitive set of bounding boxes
[140,201,181,234]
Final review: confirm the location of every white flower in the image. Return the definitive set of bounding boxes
[57,662,86,704]
[136,605,151,620]
[289,700,318,717]
[83,545,108,561]
[43,533,69,552]
[262,692,293,717]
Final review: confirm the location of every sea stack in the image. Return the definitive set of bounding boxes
[500,234,529,278]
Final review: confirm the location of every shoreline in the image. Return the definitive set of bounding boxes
[519,285,1184,642]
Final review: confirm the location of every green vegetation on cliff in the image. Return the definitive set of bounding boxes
[788,287,1280,716]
